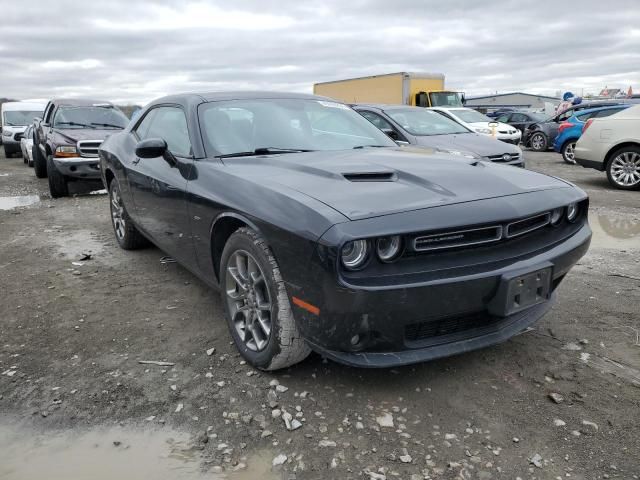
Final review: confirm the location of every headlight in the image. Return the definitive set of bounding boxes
[475,128,492,134]
[2,130,11,137]
[376,236,402,262]
[341,240,369,270]
[550,207,564,225]
[438,149,479,159]
[566,203,579,222]
[55,145,77,157]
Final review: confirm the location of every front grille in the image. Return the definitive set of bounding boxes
[413,225,502,252]
[405,312,500,342]
[506,213,551,238]
[77,140,102,158]
[487,152,521,163]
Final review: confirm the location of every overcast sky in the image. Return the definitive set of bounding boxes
[1,0,639,104]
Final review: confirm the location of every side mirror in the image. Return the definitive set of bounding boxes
[135,138,167,158]
[381,128,399,140]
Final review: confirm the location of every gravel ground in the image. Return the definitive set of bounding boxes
[0,149,638,480]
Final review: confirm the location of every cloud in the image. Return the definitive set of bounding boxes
[0,0,638,104]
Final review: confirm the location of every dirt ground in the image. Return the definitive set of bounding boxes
[1,148,638,480]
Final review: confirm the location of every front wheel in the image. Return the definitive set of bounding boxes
[529,132,548,151]
[561,141,577,164]
[108,179,149,249]
[46,155,69,198]
[33,145,47,178]
[606,146,640,190]
[220,227,311,370]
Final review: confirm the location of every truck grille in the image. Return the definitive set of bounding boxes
[77,140,102,158]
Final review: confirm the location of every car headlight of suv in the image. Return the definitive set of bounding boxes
[475,127,492,134]
[341,240,369,270]
[55,145,78,157]
[2,130,12,137]
[376,236,403,262]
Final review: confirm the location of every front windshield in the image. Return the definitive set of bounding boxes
[453,109,492,123]
[3,111,42,126]
[53,106,128,129]
[429,92,463,107]
[198,99,396,156]
[386,108,470,136]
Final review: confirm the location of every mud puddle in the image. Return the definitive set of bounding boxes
[0,423,278,480]
[589,213,640,250]
[0,195,41,210]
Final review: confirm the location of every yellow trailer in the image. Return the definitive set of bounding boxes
[313,72,464,107]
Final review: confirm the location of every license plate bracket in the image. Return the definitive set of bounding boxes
[488,265,553,317]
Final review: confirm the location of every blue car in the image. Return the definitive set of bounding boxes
[553,105,630,164]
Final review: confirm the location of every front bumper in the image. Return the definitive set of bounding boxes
[52,156,101,179]
[292,223,591,368]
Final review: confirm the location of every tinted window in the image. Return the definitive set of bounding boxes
[143,107,192,157]
[385,108,470,136]
[198,99,395,156]
[576,112,596,122]
[595,108,625,118]
[134,109,157,140]
[359,110,394,130]
[496,114,511,122]
[556,111,572,122]
[510,113,528,122]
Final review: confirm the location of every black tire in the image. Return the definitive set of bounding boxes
[605,146,640,191]
[220,227,311,370]
[46,155,69,198]
[33,145,48,178]
[108,179,149,249]
[28,157,34,168]
[529,132,548,152]
[561,140,577,165]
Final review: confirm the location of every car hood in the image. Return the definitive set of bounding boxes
[3,125,27,134]
[223,147,569,221]
[53,128,121,144]
[412,133,520,157]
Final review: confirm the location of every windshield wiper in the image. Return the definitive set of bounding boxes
[216,147,314,158]
[55,121,95,129]
[90,122,124,129]
[352,145,389,149]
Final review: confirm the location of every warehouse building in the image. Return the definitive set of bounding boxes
[465,92,561,112]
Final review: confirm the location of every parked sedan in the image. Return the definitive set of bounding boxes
[553,105,630,164]
[495,111,547,135]
[430,107,521,144]
[99,92,590,370]
[575,105,640,190]
[20,125,35,167]
[354,104,524,167]
[522,102,623,151]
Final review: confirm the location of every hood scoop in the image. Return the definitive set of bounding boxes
[342,171,397,182]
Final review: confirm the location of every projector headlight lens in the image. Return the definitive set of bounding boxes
[566,203,579,222]
[376,236,402,262]
[341,240,369,270]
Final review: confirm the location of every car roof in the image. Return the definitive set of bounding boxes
[150,91,331,105]
[569,104,630,116]
[50,98,116,107]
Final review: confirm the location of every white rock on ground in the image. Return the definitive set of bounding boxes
[272,454,287,466]
[376,412,394,428]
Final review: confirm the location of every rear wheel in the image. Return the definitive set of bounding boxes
[109,179,149,249]
[561,141,577,164]
[220,227,310,370]
[46,155,69,198]
[529,132,548,151]
[33,145,47,178]
[606,146,640,190]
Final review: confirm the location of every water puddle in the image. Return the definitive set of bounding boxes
[0,423,278,480]
[589,214,640,250]
[0,195,41,210]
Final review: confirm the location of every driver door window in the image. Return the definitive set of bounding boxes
[138,106,192,157]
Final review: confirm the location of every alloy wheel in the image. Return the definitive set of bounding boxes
[563,142,576,164]
[110,186,126,240]
[531,133,545,151]
[610,151,640,187]
[225,250,272,352]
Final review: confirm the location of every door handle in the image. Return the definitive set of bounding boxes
[132,157,141,165]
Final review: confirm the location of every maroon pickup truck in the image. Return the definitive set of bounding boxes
[32,98,129,197]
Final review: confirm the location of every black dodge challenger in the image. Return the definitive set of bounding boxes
[99,92,591,370]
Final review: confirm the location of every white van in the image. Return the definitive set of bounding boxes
[1,101,46,157]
